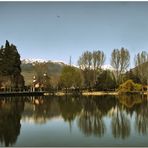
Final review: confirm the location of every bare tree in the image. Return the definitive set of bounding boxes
[77,56,84,70]
[92,50,105,82]
[134,51,148,91]
[120,48,130,73]
[78,50,105,89]
[111,48,130,85]
[78,51,92,70]
[92,50,105,70]
[77,51,93,89]
[84,51,92,70]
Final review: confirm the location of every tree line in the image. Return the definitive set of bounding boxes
[0,40,147,92]
[60,48,148,91]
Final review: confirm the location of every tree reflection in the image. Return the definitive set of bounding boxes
[58,96,82,123]
[111,109,130,139]
[0,97,24,146]
[93,95,116,116]
[1,94,147,146]
[117,94,148,136]
[111,97,131,140]
[117,94,144,118]
[78,97,114,137]
[93,115,105,136]
[135,98,148,135]
[78,111,105,137]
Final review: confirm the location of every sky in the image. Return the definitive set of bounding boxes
[0,2,148,68]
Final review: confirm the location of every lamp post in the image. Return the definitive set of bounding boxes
[32,76,37,92]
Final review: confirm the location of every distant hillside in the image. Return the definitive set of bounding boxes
[21,59,117,86]
[21,59,65,85]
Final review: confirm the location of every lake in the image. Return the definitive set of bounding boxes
[0,94,148,147]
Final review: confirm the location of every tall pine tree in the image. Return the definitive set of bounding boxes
[0,40,24,88]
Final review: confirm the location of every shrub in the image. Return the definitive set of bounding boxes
[118,79,142,94]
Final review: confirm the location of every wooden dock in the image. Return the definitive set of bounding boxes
[0,91,48,96]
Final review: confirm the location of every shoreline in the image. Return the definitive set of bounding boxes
[54,91,148,96]
[53,91,119,96]
[82,91,118,96]
[0,91,147,97]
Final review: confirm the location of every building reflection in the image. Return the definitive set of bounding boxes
[22,96,61,124]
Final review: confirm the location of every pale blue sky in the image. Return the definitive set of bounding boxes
[0,2,148,67]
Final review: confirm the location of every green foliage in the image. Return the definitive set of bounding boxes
[82,69,94,89]
[0,40,24,88]
[134,83,142,91]
[124,70,141,84]
[118,80,142,93]
[60,65,83,88]
[0,40,21,76]
[95,70,116,91]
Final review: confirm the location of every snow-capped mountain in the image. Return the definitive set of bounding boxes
[72,64,114,70]
[51,60,66,66]
[101,64,115,71]
[21,58,48,64]
[21,58,114,71]
[21,58,65,65]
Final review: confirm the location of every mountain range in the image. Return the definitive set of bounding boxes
[21,59,66,85]
[20,59,116,85]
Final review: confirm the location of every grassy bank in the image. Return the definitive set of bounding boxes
[82,91,118,96]
[53,91,148,96]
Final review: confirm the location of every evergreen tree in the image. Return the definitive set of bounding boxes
[0,40,24,88]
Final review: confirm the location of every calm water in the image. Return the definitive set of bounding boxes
[0,94,148,147]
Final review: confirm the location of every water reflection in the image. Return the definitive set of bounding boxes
[77,96,116,137]
[117,94,148,136]
[22,96,61,124]
[111,108,131,139]
[118,94,143,108]
[58,96,82,123]
[135,99,148,135]
[0,94,147,146]
[0,97,24,146]
[78,110,106,137]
